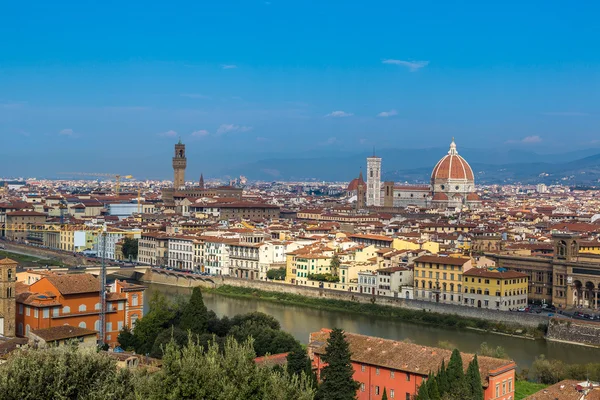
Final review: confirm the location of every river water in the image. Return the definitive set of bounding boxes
[143,283,600,371]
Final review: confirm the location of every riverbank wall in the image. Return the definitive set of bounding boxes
[1,242,84,266]
[142,269,549,328]
[547,318,600,347]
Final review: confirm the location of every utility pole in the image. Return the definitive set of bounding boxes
[98,225,107,346]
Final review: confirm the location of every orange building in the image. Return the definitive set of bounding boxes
[309,329,516,400]
[16,273,145,347]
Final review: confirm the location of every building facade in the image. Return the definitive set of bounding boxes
[309,329,517,400]
[463,268,528,311]
[413,255,469,305]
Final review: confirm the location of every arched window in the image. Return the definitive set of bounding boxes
[94,320,100,331]
[78,322,86,329]
[7,269,12,280]
[63,306,71,314]
[95,303,101,310]
[79,304,86,312]
[25,324,30,335]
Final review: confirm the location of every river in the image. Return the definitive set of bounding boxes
[143,283,600,370]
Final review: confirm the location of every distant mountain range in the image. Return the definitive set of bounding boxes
[220,147,600,185]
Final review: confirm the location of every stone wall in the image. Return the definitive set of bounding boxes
[1,242,85,267]
[547,318,600,347]
[142,269,549,328]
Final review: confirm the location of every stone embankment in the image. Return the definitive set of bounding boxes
[1,242,85,267]
[547,318,600,347]
[142,269,549,328]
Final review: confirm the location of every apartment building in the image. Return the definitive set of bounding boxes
[413,255,470,305]
[167,236,194,270]
[463,268,528,311]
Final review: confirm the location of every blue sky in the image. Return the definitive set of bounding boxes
[1,1,599,178]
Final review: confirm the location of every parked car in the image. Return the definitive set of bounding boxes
[517,306,527,312]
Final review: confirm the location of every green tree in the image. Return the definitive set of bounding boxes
[466,355,484,400]
[437,360,449,394]
[315,328,360,400]
[131,292,180,354]
[135,336,315,400]
[121,237,138,261]
[329,254,341,277]
[428,375,441,400]
[150,326,188,358]
[179,287,208,334]
[267,267,286,280]
[477,342,509,360]
[117,325,137,351]
[0,345,135,400]
[229,320,299,357]
[381,387,388,400]
[416,381,430,400]
[446,349,468,398]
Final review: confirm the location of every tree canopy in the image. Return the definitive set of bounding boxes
[315,328,360,400]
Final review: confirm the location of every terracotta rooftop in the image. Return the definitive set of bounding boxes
[464,268,528,280]
[30,325,98,342]
[414,255,471,266]
[0,258,18,265]
[524,379,595,400]
[42,274,100,295]
[309,329,515,387]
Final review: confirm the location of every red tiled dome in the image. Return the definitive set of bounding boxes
[347,171,365,191]
[431,140,474,182]
[467,193,480,201]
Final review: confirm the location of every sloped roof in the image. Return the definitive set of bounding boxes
[44,274,99,295]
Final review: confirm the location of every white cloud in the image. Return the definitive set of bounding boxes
[382,59,429,71]
[506,135,542,144]
[181,93,211,99]
[359,138,368,144]
[321,137,337,145]
[541,111,588,116]
[221,64,237,69]
[522,135,542,143]
[191,129,210,137]
[325,110,353,118]
[59,128,74,136]
[377,109,398,117]
[216,124,253,135]
[256,136,268,142]
[158,130,178,137]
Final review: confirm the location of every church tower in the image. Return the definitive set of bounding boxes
[0,258,16,337]
[173,139,187,189]
[366,154,382,207]
[199,173,205,189]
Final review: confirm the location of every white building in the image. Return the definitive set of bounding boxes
[357,270,377,295]
[375,266,414,299]
[366,155,382,207]
[168,236,194,271]
[258,241,286,280]
[95,229,141,261]
[203,237,234,275]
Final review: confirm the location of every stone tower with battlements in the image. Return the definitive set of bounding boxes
[0,258,16,337]
[173,139,187,189]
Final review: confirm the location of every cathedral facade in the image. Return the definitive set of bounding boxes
[352,139,480,210]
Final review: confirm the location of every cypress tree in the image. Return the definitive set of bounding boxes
[428,376,441,400]
[446,349,468,398]
[417,380,430,400]
[437,360,449,394]
[466,355,484,400]
[315,328,360,400]
[381,387,388,400]
[179,287,208,334]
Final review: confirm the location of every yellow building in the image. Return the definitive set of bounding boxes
[413,255,471,305]
[285,249,333,284]
[579,241,600,255]
[463,268,528,311]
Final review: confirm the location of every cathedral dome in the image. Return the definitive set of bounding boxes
[431,139,474,183]
[347,171,365,192]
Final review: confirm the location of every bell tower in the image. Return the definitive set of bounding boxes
[173,138,187,189]
[0,258,16,337]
